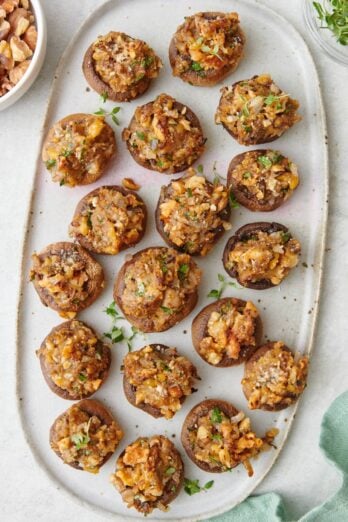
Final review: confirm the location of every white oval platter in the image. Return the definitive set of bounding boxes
[17,0,328,520]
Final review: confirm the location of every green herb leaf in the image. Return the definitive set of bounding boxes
[187,187,193,197]
[78,373,87,382]
[104,301,123,319]
[142,56,154,68]
[135,282,146,297]
[112,106,121,114]
[313,1,348,46]
[264,94,280,106]
[136,131,146,140]
[59,179,65,186]
[218,273,225,282]
[243,171,252,179]
[178,263,190,280]
[280,231,291,243]
[197,164,204,174]
[204,480,214,490]
[207,288,221,299]
[104,326,125,343]
[45,159,56,170]
[211,433,223,441]
[165,466,176,476]
[161,306,173,314]
[258,155,273,169]
[191,61,203,71]
[94,108,106,116]
[184,479,202,496]
[112,114,120,126]
[210,407,222,424]
[229,191,240,208]
[100,92,108,103]
[71,431,90,450]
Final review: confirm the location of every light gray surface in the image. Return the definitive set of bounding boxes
[0,1,347,521]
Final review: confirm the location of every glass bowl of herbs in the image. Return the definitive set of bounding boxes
[303,0,348,66]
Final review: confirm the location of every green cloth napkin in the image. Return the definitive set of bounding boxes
[206,391,348,522]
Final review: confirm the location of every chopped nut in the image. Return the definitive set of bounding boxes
[122,177,140,191]
[8,58,28,83]
[14,16,29,36]
[0,19,10,40]
[1,0,19,14]
[10,35,32,61]
[0,39,14,69]
[23,23,36,50]
[20,0,29,8]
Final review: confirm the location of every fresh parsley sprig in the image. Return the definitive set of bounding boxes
[207,273,242,299]
[184,478,214,496]
[103,301,142,351]
[94,93,121,125]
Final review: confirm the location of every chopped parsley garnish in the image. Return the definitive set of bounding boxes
[160,257,168,273]
[45,159,56,170]
[184,478,214,496]
[103,302,140,350]
[191,61,203,71]
[100,91,108,103]
[157,159,164,167]
[187,187,193,197]
[210,407,223,424]
[71,432,90,450]
[197,164,204,174]
[61,148,73,158]
[281,231,291,243]
[104,326,125,343]
[142,56,154,68]
[135,282,146,297]
[136,131,146,140]
[104,301,123,320]
[211,433,223,441]
[264,94,280,105]
[229,191,240,208]
[178,263,190,280]
[313,1,348,45]
[258,155,273,169]
[161,306,173,314]
[78,373,87,382]
[165,466,176,476]
[243,171,252,179]
[207,273,242,299]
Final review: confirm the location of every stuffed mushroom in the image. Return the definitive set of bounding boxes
[227,150,299,211]
[111,435,184,514]
[215,74,301,145]
[69,185,147,255]
[122,93,206,174]
[123,344,199,418]
[114,246,201,332]
[42,113,116,187]
[242,341,309,411]
[155,167,231,256]
[83,31,162,101]
[192,298,262,366]
[49,399,123,473]
[169,11,245,86]
[37,320,111,400]
[181,399,278,476]
[30,241,104,318]
[222,222,301,289]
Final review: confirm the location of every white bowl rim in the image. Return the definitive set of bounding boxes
[0,0,47,106]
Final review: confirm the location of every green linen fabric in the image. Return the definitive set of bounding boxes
[205,391,348,522]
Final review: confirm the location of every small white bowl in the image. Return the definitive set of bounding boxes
[0,0,47,112]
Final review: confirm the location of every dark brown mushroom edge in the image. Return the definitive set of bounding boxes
[181,399,278,476]
[122,93,206,174]
[155,167,231,256]
[169,11,245,87]
[69,185,147,255]
[123,344,199,419]
[242,341,309,411]
[82,31,162,102]
[227,150,300,212]
[192,298,262,367]
[49,399,123,473]
[222,222,301,289]
[42,113,116,187]
[30,241,104,318]
[215,74,301,145]
[110,435,184,514]
[37,320,111,400]
[113,246,201,332]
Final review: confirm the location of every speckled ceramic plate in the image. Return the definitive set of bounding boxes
[17,0,328,520]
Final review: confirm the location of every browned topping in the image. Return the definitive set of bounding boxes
[158,168,231,255]
[50,403,123,473]
[111,435,183,514]
[171,12,244,76]
[242,342,309,410]
[91,32,162,94]
[0,0,37,97]
[118,247,201,331]
[37,320,110,398]
[199,300,259,365]
[215,75,301,145]
[69,186,146,255]
[30,243,104,318]
[122,93,206,173]
[124,345,198,419]
[225,229,301,286]
[187,404,277,475]
[42,114,116,187]
[122,177,140,191]
[229,151,299,209]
